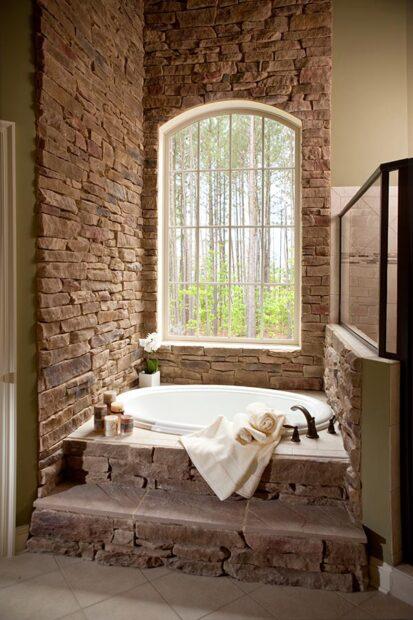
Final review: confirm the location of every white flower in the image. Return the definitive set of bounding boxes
[139,332,161,353]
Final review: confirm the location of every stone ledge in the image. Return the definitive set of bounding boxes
[29,483,368,592]
[34,484,366,544]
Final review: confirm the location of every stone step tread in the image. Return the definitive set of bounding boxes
[34,483,366,545]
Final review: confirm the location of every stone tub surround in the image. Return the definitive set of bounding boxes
[324,324,375,522]
[63,417,349,506]
[142,0,332,389]
[35,0,145,498]
[28,482,368,592]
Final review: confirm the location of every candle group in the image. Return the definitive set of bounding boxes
[93,391,134,437]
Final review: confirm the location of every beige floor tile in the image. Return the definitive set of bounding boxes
[54,555,84,569]
[250,584,355,619]
[0,569,80,620]
[337,589,377,606]
[0,551,58,589]
[59,558,147,608]
[151,571,243,620]
[140,565,172,582]
[60,612,87,620]
[83,581,180,620]
[203,594,272,619]
[230,578,263,594]
[359,591,413,619]
[340,608,375,619]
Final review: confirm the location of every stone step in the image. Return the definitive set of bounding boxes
[28,482,368,592]
[62,436,350,507]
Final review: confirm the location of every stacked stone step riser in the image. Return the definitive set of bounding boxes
[28,508,367,593]
[63,439,349,507]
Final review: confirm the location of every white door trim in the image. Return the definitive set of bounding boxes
[0,120,17,557]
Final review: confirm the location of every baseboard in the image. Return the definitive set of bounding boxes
[15,525,29,554]
[370,557,413,605]
[390,564,413,606]
[369,557,392,593]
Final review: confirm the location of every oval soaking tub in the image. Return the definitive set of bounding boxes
[117,385,331,436]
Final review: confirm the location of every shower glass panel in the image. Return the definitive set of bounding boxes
[386,172,398,354]
[340,177,381,348]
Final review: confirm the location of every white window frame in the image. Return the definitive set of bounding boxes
[158,100,302,348]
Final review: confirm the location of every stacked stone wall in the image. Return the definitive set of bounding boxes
[35,0,144,496]
[63,439,348,506]
[143,0,332,389]
[324,325,362,520]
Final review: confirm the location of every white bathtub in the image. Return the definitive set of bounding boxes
[117,385,332,436]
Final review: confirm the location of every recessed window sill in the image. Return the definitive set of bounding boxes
[160,340,301,352]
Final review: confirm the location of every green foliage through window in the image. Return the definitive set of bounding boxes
[167,111,297,341]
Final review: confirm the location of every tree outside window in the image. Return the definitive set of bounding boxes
[162,104,300,345]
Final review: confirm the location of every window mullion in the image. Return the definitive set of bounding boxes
[260,116,265,339]
[228,114,232,340]
[196,122,200,337]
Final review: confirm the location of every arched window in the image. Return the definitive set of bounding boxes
[158,100,301,346]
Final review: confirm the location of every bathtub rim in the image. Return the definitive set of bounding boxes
[116,384,332,436]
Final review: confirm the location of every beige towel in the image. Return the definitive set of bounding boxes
[180,412,285,500]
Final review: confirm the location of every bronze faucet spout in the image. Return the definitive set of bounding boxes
[290,405,319,439]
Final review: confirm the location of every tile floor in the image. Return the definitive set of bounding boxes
[1,553,413,620]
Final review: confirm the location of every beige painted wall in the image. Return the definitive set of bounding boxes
[332,0,409,186]
[0,0,37,526]
[408,0,413,155]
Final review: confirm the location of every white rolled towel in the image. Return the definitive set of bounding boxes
[246,401,281,435]
[233,402,284,444]
[232,413,268,444]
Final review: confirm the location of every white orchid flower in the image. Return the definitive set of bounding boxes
[139,332,161,353]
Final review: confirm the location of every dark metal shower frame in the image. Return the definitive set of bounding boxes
[338,157,413,563]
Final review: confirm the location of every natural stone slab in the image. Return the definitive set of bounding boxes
[167,557,224,577]
[134,521,245,549]
[262,457,347,486]
[30,509,114,543]
[96,544,164,569]
[34,483,145,518]
[135,490,246,530]
[228,547,321,572]
[245,500,366,544]
[173,543,230,563]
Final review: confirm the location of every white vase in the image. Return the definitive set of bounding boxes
[139,370,160,388]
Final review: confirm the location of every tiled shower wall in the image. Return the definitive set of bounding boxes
[35,0,144,496]
[143,0,332,389]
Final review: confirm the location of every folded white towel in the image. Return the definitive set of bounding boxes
[180,410,285,501]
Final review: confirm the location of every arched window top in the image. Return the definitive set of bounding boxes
[159,100,302,138]
[158,101,301,346]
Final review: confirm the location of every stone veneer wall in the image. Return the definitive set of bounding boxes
[324,325,362,520]
[143,0,332,389]
[35,0,144,496]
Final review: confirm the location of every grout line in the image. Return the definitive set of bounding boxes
[0,565,61,592]
[61,568,160,613]
[196,590,248,620]
[336,588,377,608]
[244,591,275,617]
[146,575,187,620]
[55,555,87,612]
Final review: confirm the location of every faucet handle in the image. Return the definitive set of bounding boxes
[283,424,301,443]
[327,416,337,435]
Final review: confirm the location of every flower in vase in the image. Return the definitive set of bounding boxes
[139,332,161,374]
